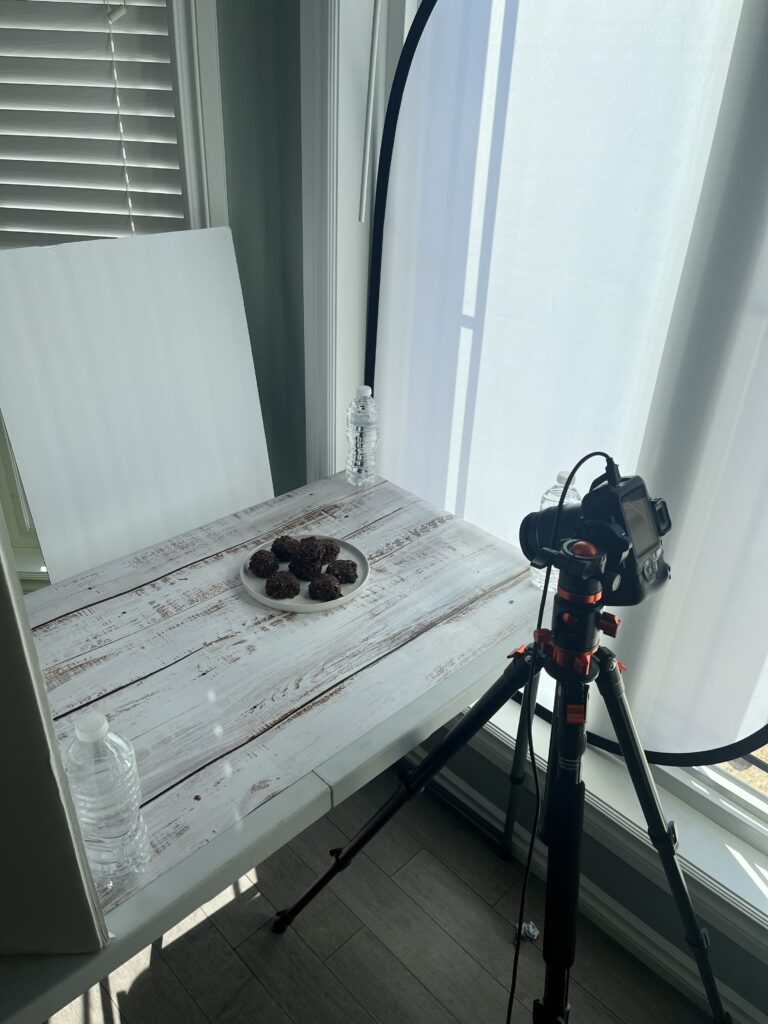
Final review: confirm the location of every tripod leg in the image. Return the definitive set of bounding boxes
[272,650,535,932]
[503,656,540,854]
[538,682,564,847]
[593,649,732,1024]
[531,675,589,1024]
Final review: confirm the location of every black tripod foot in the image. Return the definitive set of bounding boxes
[532,1000,568,1023]
[271,910,291,934]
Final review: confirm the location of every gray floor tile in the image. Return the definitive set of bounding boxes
[239,925,375,1024]
[395,785,521,904]
[393,847,619,1020]
[328,779,423,875]
[257,840,363,960]
[160,906,290,1024]
[328,928,460,1024]
[497,874,707,1023]
[103,941,208,1024]
[47,985,121,1024]
[565,915,708,1024]
[291,815,510,1024]
[200,871,275,947]
[48,769,714,1024]
[394,848,535,996]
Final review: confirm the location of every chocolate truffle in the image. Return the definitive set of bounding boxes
[271,535,301,562]
[321,539,341,563]
[309,574,342,602]
[298,536,324,562]
[289,556,323,582]
[326,558,358,584]
[249,549,279,578]
[265,570,301,599]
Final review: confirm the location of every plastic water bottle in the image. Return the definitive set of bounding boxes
[530,471,582,592]
[63,712,149,899]
[346,385,379,486]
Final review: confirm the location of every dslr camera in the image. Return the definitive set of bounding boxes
[519,466,671,606]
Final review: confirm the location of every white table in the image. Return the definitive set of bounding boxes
[1,475,539,1024]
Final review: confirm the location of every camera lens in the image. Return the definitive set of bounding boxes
[520,507,557,561]
[519,505,583,562]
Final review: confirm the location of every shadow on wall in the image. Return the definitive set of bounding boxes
[216,0,307,495]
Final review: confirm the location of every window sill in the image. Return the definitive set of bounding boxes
[478,694,768,958]
[654,762,768,858]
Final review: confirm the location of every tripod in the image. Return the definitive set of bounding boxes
[272,539,731,1023]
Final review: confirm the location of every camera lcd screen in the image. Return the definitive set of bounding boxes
[622,489,658,557]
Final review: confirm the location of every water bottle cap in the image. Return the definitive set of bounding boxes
[556,471,570,486]
[356,385,372,398]
[75,711,109,743]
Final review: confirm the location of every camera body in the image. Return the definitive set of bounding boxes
[519,472,671,606]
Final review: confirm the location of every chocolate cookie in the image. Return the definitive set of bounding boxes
[265,571,301,599]
[325,558,358,584]
[249,549,279,578]
[321,539,341,564]
[289,557,323,582]
[308,574,342,602]
[297,536,324,563]
[271,535,301,562]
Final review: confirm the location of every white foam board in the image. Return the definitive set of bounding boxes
[0,228,273,581]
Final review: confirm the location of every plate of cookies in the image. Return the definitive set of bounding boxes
[240,534,369,612]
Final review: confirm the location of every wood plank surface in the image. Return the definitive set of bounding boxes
[31,476,535,913]
[125,571,535,910]
[34,480,418,673]
[28,476,366,627]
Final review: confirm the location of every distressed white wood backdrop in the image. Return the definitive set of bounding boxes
[28,475,539,914]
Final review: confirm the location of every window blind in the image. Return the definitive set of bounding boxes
[0,0,186,248]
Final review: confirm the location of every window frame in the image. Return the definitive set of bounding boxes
[659,763,768,856]
[166,0,228,230]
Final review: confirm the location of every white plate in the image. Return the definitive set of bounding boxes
[240,536,369,613]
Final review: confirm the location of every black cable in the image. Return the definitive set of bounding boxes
[364,0,440,388]
[506,649,541,1023]
[506,451,613,1022]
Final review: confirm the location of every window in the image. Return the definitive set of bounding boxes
[0,0,187,248]
[720,750,768,797]
[374,0,768,780]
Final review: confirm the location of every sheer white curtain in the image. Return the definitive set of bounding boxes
[375,0,767,758]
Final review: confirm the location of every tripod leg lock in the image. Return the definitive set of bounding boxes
[330,847,353,871]
[691,926,711,953]
[648,820,679,854]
